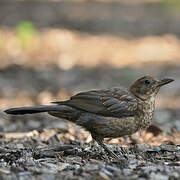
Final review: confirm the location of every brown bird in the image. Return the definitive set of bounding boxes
[5,76,174,158]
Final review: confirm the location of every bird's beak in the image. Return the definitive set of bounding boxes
[158,78,174,87]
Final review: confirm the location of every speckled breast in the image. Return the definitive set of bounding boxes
[137,97,155,130]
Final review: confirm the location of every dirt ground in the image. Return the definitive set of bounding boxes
[0,1,180,180]
[0,63,179,180]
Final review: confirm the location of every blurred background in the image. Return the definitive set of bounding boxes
[0,0,180,144]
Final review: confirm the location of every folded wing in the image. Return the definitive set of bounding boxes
[53,88,137,118]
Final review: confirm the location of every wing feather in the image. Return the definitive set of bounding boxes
[53,88,137,118]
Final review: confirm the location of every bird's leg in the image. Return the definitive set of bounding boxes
[92,135,120,159]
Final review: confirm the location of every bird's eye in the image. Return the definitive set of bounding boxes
[144,80,151,85]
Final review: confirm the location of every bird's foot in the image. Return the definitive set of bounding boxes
[97,139,126,160]
[105,146,122,159]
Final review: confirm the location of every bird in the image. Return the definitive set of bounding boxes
[4,76,174,159]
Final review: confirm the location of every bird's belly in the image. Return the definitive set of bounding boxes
[77,114,140,138]
[101,117,140,138]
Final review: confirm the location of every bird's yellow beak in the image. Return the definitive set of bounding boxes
[158,78,174,87]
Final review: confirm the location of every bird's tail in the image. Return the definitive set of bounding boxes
[5,105,62,115]
[4,105,81,122]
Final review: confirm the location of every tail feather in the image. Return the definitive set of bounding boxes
[4,105,81,122]
[4,105,65,115]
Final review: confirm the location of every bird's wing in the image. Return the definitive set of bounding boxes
[53,88,138,118]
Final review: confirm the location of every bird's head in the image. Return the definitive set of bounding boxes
[130,76,174,100]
